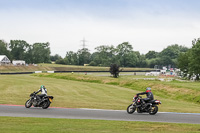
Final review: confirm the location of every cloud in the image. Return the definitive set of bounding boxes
[0,0,200,57]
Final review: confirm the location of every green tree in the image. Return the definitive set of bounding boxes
[116,42,137,67]
[77,48,91,65]
[9,40,30,60]
[188,38,200,80]
[135,52,146,67]
[50,54,62,62]
[90,52,100,66]
[110,64,120,78]
[145,51,158,59]
[177,38,200,80]
[177,51,190,77]
[31,42,51,63]
[93,45,117,66]
[65,51,78,65]
[24,45,33,64]
[146,58,160,68]
[0,40,11,59]
[159,44,189,67]
[55,58,69,65]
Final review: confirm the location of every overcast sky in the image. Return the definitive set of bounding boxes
[0,0,200,57]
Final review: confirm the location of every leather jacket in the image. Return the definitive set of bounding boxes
[137,90,154,100]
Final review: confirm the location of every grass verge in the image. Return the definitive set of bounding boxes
[0,63,152,72]
[0,74,200,112]
[0,116,200,133]
[34,73,200,105]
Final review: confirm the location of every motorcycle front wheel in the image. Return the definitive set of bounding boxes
[25,99,32,108]
[149,105,158,115]
[127,104,136,114]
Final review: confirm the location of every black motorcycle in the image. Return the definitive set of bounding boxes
[127,95,161,115]
[25,92,54,109]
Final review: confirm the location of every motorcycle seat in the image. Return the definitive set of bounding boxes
[147,100,156,103]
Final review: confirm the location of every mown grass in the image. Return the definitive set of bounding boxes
[0,74,200,112]
[0,116,199,133]
[0,74,137,110]
[38,63,152,71]
[34,73,200,105]
[0,63,152,72]
[0,65,53,72]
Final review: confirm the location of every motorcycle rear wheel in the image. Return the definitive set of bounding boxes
[25,99,32,108]
[127,104,136,114]
[149,105,158,115]
[42,100,50,109]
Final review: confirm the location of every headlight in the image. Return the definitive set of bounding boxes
[132,97,135,101]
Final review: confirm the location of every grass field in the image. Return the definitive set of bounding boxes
[0,65,53,72]
[0,73,200,132]
[35,73,200,108]
[0,63,152,72]
[0,116,200,133]
[0,74,200,112]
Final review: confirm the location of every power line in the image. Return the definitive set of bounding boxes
[80,38,88,49]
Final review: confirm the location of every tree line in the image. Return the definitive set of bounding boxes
[1,39,199,74]
[1,38,200,79]
[0,40,51,64]
[177,38,200,80]
[52,42,189,69]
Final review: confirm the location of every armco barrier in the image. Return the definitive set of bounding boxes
[0,72,34,75]
[47,71,54,73]
[0,70,156,75]
[35,71,42,73]
[54,70,155,73]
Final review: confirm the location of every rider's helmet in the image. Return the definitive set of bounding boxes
[40,85,45,89]
[146,87,151,91]
[40,85,47,93]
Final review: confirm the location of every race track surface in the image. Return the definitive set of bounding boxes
[0,105,200,124]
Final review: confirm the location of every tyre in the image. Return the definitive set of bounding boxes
[25,99,32,108]
[42,100,50,109]
[127,104,136,114]
[149,105,158,115]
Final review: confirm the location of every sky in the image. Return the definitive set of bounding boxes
[0,0,200,57]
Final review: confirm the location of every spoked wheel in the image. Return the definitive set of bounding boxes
[25,99,32,108]
[127,104,136,114]
[149,105,158,115]
[42,100,50,109]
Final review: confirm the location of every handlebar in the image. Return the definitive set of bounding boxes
[30,92,36,97]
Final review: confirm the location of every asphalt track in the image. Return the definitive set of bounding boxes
[0,105,200,124]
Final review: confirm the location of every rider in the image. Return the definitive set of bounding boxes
[35,85,47,103]
[137,87,154,105]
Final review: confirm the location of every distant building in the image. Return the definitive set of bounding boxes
[12,60,26,66]
[0,55,11,65]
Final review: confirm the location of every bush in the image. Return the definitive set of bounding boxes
[55,58,69,65]
[89,61,97,66]
[110,64,120,78]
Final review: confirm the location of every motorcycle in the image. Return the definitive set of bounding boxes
[127,95,161,115]
[25,92,54,109]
